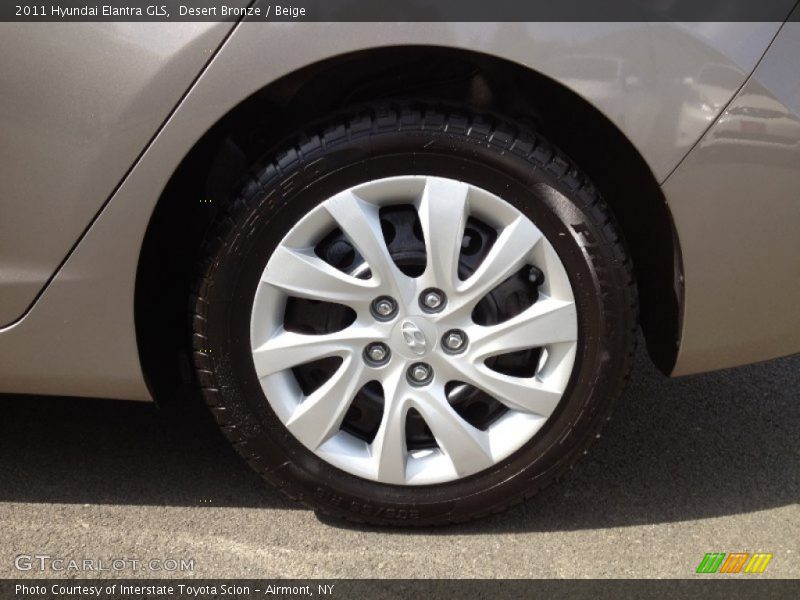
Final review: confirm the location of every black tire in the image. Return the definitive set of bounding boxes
[191,103,637,526]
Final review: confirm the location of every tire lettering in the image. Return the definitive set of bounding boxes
[315,489,419,519]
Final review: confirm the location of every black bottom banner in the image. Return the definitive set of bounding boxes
[2,579,800,600]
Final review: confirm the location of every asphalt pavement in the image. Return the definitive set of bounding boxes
[1,344,797,578]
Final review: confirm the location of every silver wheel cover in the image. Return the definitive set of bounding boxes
[251,176,578,485]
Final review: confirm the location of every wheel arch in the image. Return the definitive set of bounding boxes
[135,45,682,403]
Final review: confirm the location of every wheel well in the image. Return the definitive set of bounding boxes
[135,46,681,403]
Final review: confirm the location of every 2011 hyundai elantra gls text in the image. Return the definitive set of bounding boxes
[1,5,799,525]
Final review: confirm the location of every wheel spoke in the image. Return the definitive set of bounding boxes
[324,190,413,303]
[455,216,543,309]
[286,357,367,450]
[263,245,376,307]
[252,327,371,378]
[416,177,469,291]
[459,362,563,417]
[412,386,493,476]
[370,368,410,484]
[470,297,578,359]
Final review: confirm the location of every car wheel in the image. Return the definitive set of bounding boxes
[192,104,637,525]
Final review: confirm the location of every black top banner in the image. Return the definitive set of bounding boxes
[3,0,800,22]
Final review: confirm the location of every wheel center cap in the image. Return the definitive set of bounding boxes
[391,317,438,359]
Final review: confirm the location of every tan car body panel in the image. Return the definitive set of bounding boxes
[0,20,797,399]
[0,21,240,326]
[664,22,800,375]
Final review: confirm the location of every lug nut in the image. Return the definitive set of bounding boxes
[364,342,390,366]
[371,296,397,320]
[442,329,467,353]
[420,288,446,313]
[375,299,394,316]
[424,291,443,309]
[407,362,433,386]
[528,265,544,285]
